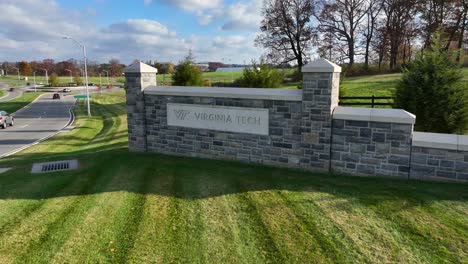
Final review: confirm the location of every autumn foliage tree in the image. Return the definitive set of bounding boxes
[18,61,32,76]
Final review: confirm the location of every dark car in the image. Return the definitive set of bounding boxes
[63,88,71,93]
[9,88,15,92]
[0,111,14,129]
[53,93,61,99]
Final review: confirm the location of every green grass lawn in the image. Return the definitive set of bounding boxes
[0,92,44,113]
[0,91,466,263]
[0,75,123,87]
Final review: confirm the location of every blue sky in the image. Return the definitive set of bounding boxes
[0,0,263,64]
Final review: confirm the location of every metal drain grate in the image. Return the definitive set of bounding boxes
[42,162,70,172]
[31,160,79,174]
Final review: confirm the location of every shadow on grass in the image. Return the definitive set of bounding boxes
[0,146,466,208]
[0,93,465,209]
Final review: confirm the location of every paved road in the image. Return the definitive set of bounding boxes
[0,93,76,157]
[0,90,22,102]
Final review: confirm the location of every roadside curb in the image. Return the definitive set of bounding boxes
[0,98,77,159]
[0,92,10,101]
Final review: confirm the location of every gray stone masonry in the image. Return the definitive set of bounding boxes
[145,95,308,168]
[125,60,467,183]
[125,62,158,152]
[410,147,468,181]
[331,120,413,178]
[301,71,340,171]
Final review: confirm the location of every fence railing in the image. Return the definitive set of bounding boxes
[339,95,394,108]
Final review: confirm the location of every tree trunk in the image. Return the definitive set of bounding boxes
[457,10,467,62]
[348,41,355,67]
[364,38,371,67]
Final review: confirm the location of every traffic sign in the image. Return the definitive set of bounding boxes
[74,95,92,99]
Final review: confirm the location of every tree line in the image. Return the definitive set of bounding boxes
[1,59,126,78]
[256,0,468,73]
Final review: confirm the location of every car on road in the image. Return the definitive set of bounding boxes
[63,88,71,93]
[0,111,14,129]
[9,88,15,92]
[53,93,61,99]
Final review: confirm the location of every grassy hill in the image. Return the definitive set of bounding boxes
[0,91,465,263]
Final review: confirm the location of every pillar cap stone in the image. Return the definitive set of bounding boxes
[302,58,341,73]
[125,61,158,74]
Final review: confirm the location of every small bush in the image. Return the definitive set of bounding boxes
[172,53,203,86]
[203,79,211,87]
[74,75,83,85]
[237,61,283,88]
[394,34,468,134]
[49,73,59,87]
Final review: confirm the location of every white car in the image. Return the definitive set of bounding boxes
[0,111,14,129]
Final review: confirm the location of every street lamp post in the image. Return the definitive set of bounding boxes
[65,69,73,83]
[102,70,109,86]
[12,67,20,87]
[33,71,37,92]
[63,36,91,117]
[40,68,49,86]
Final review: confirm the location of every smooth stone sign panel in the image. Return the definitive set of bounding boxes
[167,103,269,135]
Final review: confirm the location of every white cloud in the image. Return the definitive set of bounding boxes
[195,0,262,31]
[221,0,262,31]
[106,19,175,36]
[144,0,152,6]
[162,0,222,12]
[0,0,262,64]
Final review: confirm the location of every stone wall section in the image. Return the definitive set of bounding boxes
[126,72,148,152]
[331,120,413,178]
[411,147,468,181]
[145,95,308,168]
[301,72,339,171]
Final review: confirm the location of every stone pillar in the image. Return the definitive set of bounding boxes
[124,61,158,152]
[301,59,341,170]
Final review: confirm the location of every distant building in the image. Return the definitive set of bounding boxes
[193,63,209,72]
[216,67,254,73]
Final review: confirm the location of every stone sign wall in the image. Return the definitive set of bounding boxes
[144,95,306,167]
[125,60,468,183]
[167,103,269,135]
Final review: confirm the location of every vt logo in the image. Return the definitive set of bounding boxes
[174,110,190,120]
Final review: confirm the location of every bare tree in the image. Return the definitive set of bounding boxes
[382,0,418,70]
[256,0,317,71]
[315,0,368,66]
[362,0,383,67]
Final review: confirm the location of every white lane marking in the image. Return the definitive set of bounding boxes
[19,124,29,128]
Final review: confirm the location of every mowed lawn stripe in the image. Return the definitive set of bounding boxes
[0,170,78,235]
[0,169,108,263]
[165,167,206,263]
[125,166,175,263]
[231,190,285,262]
[244,188,334,262]
[275,190,365,262]
[49,163,147,263]
[353,189,468,262]
[13,155,122,263]
[304,190,417,263]
[196,168,269,263]
[310,181,467,262]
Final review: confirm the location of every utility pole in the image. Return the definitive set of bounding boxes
[40,68,49,86]
[33,71,37,92]
[65,69,73,83]
[63,36,91,117]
